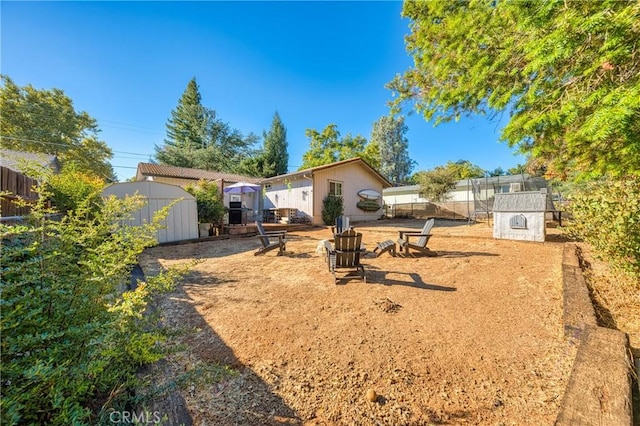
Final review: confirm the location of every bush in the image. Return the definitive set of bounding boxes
[1,182,187,424]
[185,180,225,226]
[565,175,640,280]
[321,195,343,225]
[45,167,106,215]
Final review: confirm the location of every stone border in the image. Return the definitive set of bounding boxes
[556,244,634,425]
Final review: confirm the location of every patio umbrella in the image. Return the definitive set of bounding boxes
[223,182,261,194]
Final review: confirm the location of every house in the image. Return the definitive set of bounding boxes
[135,163,260,213]
[260,157,392,225]
[493,190,555,242]
[1,149,61,218]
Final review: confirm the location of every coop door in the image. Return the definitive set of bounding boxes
[509,214,527,229]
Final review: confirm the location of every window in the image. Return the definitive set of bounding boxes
[329,180,343,196]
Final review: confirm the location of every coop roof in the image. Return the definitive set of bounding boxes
[493,191,555,212]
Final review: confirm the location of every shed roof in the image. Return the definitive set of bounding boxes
[136,163,259,184]
[493,191,554,212]
[0,149,61,174]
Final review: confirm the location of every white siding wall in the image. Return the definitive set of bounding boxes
[493,212,546,242]
[101,182,198,244]
[263,178,313,219]
[384,192,429,205]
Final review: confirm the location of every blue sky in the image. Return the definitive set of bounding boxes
[2,1,525,181]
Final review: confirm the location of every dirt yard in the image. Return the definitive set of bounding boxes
[139,219,577,425]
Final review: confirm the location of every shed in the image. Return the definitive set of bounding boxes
[493,190,553,242]
[101,181,198,244]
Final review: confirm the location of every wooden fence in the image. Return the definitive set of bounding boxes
[1,166,40,217]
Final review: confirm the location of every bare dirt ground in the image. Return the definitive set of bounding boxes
[139,219,577,425]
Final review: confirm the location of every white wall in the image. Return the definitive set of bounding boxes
[101,181,198,244]
[493,212,546,242]
[263,177,313,220]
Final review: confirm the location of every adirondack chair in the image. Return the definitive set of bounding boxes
[397,218,437,257]
[330,215,351,234]
[324,228,366,284]
[254,221,287,256]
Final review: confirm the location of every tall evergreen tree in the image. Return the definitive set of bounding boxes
[370,115,415,184]
[156,78,258,173]
[155,78,208,168]
[262,112,289,177]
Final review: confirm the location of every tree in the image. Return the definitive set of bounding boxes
[239,112,289,178]
[414,167,458,202]
[388,0,640,180]
[446,160,485,180]
[370,115,415,184]
[300,124,367,169]
[156,78,207,168]
[261,112,289,177]
[156,78,258,174]
[0,75,115,180]
[507,164,527,176]
[488,167,505,177]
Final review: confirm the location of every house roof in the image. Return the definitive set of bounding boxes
[493,191,555,212]
[136,163,259,184]
[260,157,392,188]
[0,149,61,174]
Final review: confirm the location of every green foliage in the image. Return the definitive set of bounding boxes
[370,115,415,184]
[261,111,289,177]
[0,185,187,425]
[184,180,225,225]
[321,195,344,226]
[389,0,640,180]
[0,75,115,181]
[444,160,485,180]
[565,175,640,280]
[45,167,106,215]
[300,124,368,169]
[156,78,258,174]
[415,167,458,202]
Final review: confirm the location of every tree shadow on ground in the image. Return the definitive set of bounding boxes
[136,260,302,425]
[365,268,457,291]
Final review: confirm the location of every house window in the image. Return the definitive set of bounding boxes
[329,180,343,197]
[497,184,510,193]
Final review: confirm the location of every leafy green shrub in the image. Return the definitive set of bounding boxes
[185,180,225,226]
[1,184,187,424]
[321,195,343,225]
[565,175,640,280]
[45,167,106,215]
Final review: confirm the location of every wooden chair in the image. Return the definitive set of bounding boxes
[324,228,366,284]
[254,221,287,256]
[397,218,437,257]
[330,215,351,234]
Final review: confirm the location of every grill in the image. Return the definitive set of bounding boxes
[228,201,247,225]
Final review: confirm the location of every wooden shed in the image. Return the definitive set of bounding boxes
[493,190,554,242]
[101,181,198,244]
